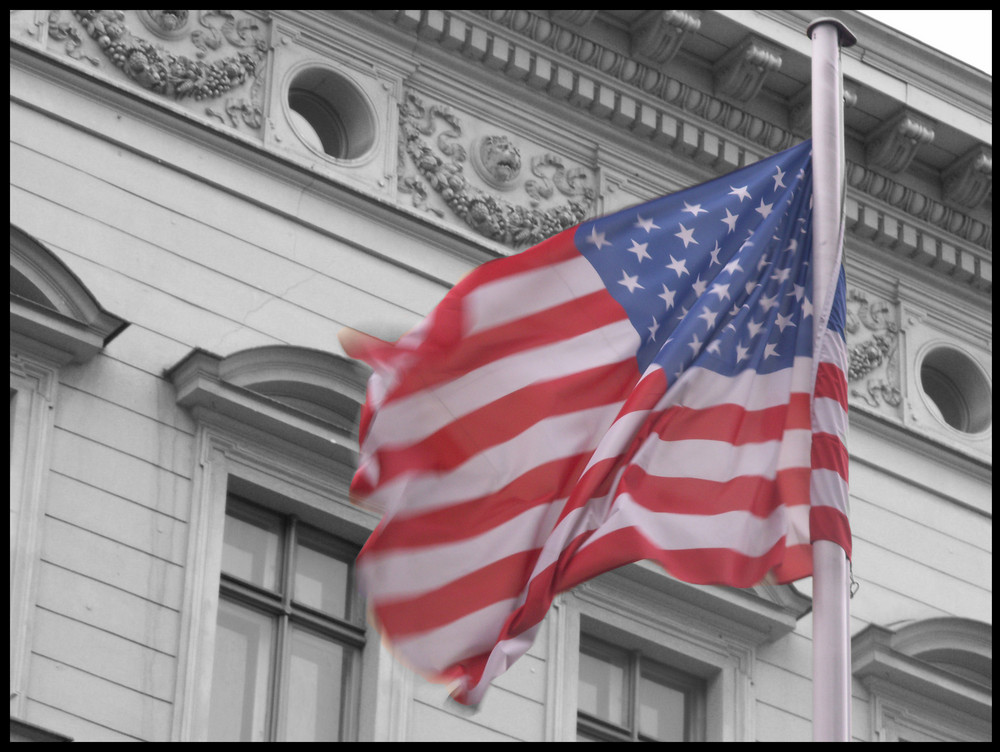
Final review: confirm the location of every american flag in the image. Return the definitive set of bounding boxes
[344,139,850,706]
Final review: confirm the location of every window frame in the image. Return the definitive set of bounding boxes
[210,494,367,742]
[576,633,706,742]
[168,346,381,741]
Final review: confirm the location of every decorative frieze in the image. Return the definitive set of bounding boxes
[845,288,902,416]
[397,92,595,248]
[44,10,267,132]
[865,109,936,174]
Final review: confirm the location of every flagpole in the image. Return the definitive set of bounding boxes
[807,17,855,743]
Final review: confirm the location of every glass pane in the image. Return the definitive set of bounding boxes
[638,673,687,742]
[222,511,281,590]
[578,647,628,726]
[293,539,350,619]
[209,599,275,741]
[283,627,348,742]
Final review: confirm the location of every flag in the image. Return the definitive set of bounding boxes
[343,139,850,706]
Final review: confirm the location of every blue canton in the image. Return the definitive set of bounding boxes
[575,141,816,378]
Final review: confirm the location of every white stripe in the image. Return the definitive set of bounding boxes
[465,254,606,335]
[666,357,814,412]
[367,402,623,515]
[358,499,566,600]
[365,319,639,448]
[390,598,523,674]
[631,429,814,481]
[810,467,849,514]
[584,493,790,557]
[813,394,848,438]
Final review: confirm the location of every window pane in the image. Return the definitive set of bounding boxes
[283,627,348,741]
[209,599,275,741]
[578,647,628,727]
[638,673,687,741]
[293,539,350,619]
[222,511,281,590]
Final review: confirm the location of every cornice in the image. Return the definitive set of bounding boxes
[368,10,991,294]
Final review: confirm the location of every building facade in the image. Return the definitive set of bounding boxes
[10,10,991,741]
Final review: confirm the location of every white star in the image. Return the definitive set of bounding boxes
[801,297,813,318]
[691,275,708,297]
[635,214,660,233]
[785,238,798,253]
[675,224,697,248]
[648,316,660,341]
[709,281,731,301]
[618,270,644,293]
[626,239,651,262]
[723,257,743,276]
[772,166,786,190]
[775,312,796,332]
[683,201,707,217]
[658,284,677,309]
[588,226,610,249]
[736,344,750,363]
[698,307,719,328]
[770,266,792,284]
[687,333,702,355]
[706,339,723,355]
[759,293,779,313]
[755,199,774,219]
[666,255,689,277]
[747,319,764,339]
[730,185,751,202]
[792,283,806,301]
[720,208,739,233]
[709,242,723,266]
[763,342,780,359]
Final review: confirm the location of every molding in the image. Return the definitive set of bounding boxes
[853,622,991,723]
[10,225,129,365]
[367,10,990,288]
[167,348,363,468]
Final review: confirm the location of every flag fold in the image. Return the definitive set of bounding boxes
[346,139,850,706]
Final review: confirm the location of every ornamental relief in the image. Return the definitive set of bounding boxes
[45,10,267,132]
[845,288,902,415]
[398,92,595,248]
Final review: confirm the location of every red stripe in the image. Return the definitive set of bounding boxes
[811,431,849,480]
[454,228,581,289]
[646,393,812,445]
[815,361,848,410]
[372,548,543,637]
[369,359,638,486]
[619,465,811,516]
[360,452,592,551]
[810,506,852,558]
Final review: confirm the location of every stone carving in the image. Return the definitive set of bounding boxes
[713,35,784,103]
[630,10,702,65]
[845,289,902,410]
[942,145,992,209]
[47,11,266,131]
[470,135,522,189]
[398,93,594,247]
[865,109,936,173]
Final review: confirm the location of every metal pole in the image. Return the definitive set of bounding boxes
[807,17,855,743]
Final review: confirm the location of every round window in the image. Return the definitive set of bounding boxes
[919,346,991,434]
[286,68,376,161]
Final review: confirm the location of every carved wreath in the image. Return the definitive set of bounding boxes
[845,290,902,408]
[398,93,594,247]
[59,11,266,111]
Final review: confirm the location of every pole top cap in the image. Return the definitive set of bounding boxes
[807,17,857,48]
